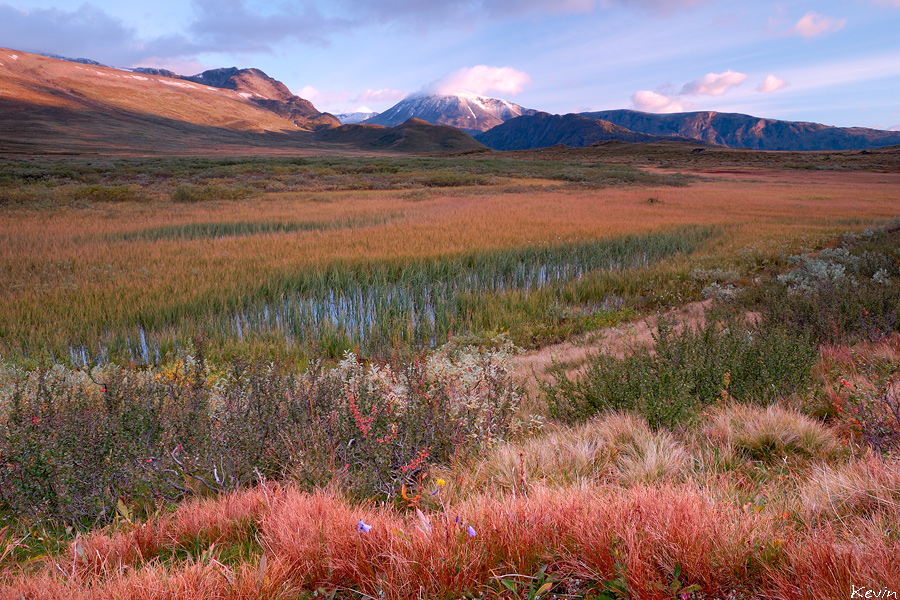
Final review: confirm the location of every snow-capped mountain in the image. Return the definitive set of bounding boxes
[362,92,537,133]
[335,110,379,124]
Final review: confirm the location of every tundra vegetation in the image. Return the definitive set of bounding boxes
[0,147,899,598]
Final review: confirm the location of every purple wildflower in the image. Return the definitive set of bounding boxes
[467,525,476,537]
[358,519,372,533]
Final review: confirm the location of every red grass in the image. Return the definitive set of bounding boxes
[2,483,897,599]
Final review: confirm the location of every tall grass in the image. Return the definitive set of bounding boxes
[51,226,715,365]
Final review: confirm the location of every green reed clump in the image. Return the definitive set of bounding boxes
[0,341,522,525]
[546,314,818,428]
[113,215,397,242]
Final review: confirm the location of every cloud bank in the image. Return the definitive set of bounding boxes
[424,65,531,96]
[336,0,706,22]
[631,90,691,113]
[680,70,747,96]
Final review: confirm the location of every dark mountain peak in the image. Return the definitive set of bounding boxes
[41,53,106,66]
[133,67,180,78]
[476,111,679,150]
[580,109,899,150]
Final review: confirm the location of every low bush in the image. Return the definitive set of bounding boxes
[545,315,817,428]
[757,218,900,345]
[0,341,523,524]
[171,183,254,203]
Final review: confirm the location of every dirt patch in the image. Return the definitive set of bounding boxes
[513,300,712,396]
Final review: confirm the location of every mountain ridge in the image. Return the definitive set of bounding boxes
[475,112,699,150]
[133,65,340,131]
[0,48,483,155]
[580,109,900,151]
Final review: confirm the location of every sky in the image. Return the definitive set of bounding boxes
[2,0,899,129]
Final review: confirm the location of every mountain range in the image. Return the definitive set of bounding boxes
[578,110,900,151]
[3,47,900,155]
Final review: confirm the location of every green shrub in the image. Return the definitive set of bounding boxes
[73,184,150,203]
[171,183,254,203]
[545,315,817,428]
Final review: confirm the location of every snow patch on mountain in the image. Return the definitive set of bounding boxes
[336,110,379,124]
[363,92,536,133]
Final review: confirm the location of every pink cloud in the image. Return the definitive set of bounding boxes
[757,74,786,93]
[789,12,846,38]
[354,88,407,104]
[680,70,747,96]
[297,85,351,105]
[427,65,531,96]
[632,90,691,113]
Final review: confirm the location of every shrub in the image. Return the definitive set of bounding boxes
[545,315,818,428]
[171,183,254,203]
[0,342,523,524]
[72,184,150,203]
[757,219,900,344]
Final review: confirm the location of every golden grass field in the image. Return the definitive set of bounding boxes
[2,157,898,360]
[1,148,900,599]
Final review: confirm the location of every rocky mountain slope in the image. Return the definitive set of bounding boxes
[134,66,340,131]
[580,110,900,151]
[475,112,689,150]
[364,92,536,133]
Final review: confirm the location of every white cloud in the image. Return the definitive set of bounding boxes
[632,90,691,113]
[680,70,747,96]
[355,89,407,104]
[789,12,846,38]
[757,74,786,93]
[425,65,531,96]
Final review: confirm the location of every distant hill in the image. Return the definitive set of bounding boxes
[365,92,536,134]
[315,118,486,153]
[580,110,900,151]
[475,112,690,150]
[133,66,340,131]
